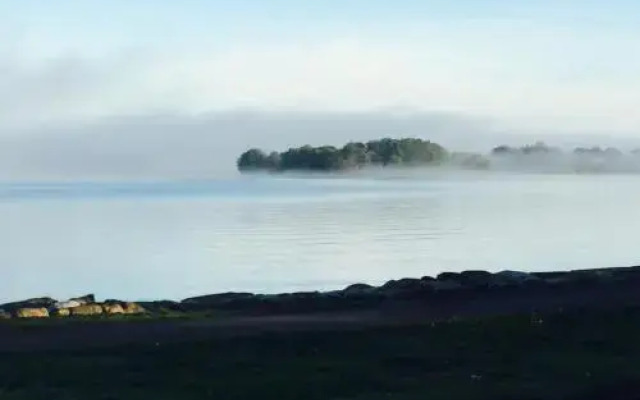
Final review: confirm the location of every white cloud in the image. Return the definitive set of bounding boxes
[1,23,640,133]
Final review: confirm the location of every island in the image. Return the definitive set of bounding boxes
[237,137,490,172]
[237,137,640,174]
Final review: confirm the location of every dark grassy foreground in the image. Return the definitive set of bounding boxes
[3,307,640,400]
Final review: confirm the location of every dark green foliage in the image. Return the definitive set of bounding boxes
[491,142,561,156]
[237,137,448,172]
[236,148,274,171]
[280,145,344,171]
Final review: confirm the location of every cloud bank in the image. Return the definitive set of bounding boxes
[2,30,640,132]
[1,4,640,180]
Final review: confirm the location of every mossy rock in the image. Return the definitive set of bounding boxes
[15,307,50,318]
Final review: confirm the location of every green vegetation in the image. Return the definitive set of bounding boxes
[3,307,640,399]
[237,137,640,174]
[237,138,450,172]
[491,142,629,158]
[491,141,561,156]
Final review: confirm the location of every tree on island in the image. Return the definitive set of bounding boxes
[236,149,281,171]
[237,138,451,172]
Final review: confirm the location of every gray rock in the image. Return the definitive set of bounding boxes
[182,292,255,306]
[436,272,460,282]
[70,294,96,305]
[0,297,57,313]
[378,278,432,297]
[495,270,540,286]
[342,283,375,295]
[53,300,83,309]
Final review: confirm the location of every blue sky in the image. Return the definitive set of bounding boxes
[1,0,640,133]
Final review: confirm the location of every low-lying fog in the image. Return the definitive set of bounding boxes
[1,111,640,181]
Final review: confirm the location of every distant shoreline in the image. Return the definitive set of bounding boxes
[237,137,640,174]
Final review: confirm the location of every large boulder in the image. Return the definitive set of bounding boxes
[342,283,375,296]
[70,304,103,317]
[436,271,502,289]
[1,297,57,313]
[103,303,125,315]
[70,294,96,305]
[458,270,495,287]
[436,272,461,282]
[53,300,83,309]
[122,302,146,315]
[15,307,49,318]
[52,308,71,317]
[182,292,255,307]
[378,278,432,298]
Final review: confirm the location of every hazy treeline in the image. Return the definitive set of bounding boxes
[491,141,640,173]
[237,138,640,173]
[237,138,489,172]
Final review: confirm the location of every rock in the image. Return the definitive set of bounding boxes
[53,300,83,309]
[378,278,432,298]
[15,307,49,318]
[52,308,71,317]
[342,283,375,295]
[495,270,540,285]
[122,302,146,315]
[103,303,125,315]
[1,297,57,313]
[458,270,494,287]
[70,294,96,305]
[0,309,11,319]
[182,292,255,306]
[70,304,103,317]
[436,272,461,282]
[435,271,500,288]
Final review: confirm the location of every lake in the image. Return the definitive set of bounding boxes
[3,171,640,303]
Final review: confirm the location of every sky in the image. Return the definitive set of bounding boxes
[1,0,640,178]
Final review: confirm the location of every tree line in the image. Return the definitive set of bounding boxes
[237,138,453,172]
[237,138,640,173]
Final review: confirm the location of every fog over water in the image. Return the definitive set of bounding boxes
[2,171,640,303]
[3,1,640,305]
[1,111,640,180]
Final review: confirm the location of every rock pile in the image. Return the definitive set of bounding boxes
[0,294,147,319]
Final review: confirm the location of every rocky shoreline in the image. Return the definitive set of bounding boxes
[0,294,146,319]
[4,265,640,320]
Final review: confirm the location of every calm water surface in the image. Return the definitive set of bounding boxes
[3,172,640,302]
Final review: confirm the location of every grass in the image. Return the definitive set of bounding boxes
[2,307,640,399]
